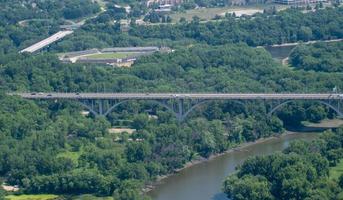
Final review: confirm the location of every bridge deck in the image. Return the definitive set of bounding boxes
[20,31,74,53]
[8,93,343,100]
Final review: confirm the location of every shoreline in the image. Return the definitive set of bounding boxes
[268,38,343,48]
[143,130,297,193]
[144,119,343,193]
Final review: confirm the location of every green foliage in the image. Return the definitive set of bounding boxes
[0,188,5,200]
[112,180,148,200]
[128,7,343,46]
[223,127,343,200]
[289,41,343,72]
[0,0,100,23]
[0,4,342,199]
[223,175,274,200]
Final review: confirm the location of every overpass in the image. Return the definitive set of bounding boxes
[20,31,74,53]
[9,92,343,121]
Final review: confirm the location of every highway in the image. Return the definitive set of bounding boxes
[20,31,74,53]
[9,93,343,100]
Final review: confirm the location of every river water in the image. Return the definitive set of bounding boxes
[147,43,340,200]
[148,132,319,200]
[264,45,296,60]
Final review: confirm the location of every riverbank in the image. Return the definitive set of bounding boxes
[269,38,343,47]
[263,38,343,65]
[145,119,343,194]
[144,131,297,192]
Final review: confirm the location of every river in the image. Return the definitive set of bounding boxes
[264,45,296,61]
[148,120,343,200]
[264,39,343,61]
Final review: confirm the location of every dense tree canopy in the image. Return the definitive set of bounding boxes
[224,127,343,200]
[289,41,343,72]
[0,0,100,24]
[0,3,342,199]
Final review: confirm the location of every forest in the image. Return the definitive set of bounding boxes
[0,0,100,24]
[223,127,343,200]
[0,2,342,200]
[289,41,343,72]
[0,43,342,199]
[48,7,343,52]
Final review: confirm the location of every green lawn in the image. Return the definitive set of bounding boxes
[86,52,135,59]
[330,159,343,180]
[5,194,59,200]
[57,150,81,164]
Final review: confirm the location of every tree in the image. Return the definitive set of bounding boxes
[280,177,312,200]
[179,17,186,23]
[223,127,343,200]
[144,12,160,23]
[0,188,5,200]
[298,26,313,41]
[113,180,148,200]
[126,142,152,162]
[132,114,149,130]
[166,16,172,23]
[223,175,273,200]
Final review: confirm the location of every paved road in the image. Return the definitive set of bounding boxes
[20,31,74,53]
[9,93,343,100]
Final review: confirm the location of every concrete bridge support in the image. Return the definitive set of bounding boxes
[79,98,209,122]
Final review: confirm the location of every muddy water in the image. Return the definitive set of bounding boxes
[148,132,320,200]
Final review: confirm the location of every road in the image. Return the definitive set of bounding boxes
[8,93,343,100]
[20,31,74,53]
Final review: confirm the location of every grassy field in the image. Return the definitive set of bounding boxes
[169,4,289,22]
[330,159,343,180]
[86,52,135,59]
[5,194,59,200]
[57,150,82,164]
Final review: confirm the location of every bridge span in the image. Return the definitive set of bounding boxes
[9,92,343,121]
[9,92,343,100]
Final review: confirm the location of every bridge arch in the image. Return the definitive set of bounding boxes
[268,100,343,118]
[180,99,246,121]
[103,99,178,117]
[79,99,178,117]
[79,99,246,122]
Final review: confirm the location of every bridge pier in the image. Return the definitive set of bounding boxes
[78,98,211,122]
[78,98,343,121]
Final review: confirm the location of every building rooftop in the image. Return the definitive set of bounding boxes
[101,46,159,53]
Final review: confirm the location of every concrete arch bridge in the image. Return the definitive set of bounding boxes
[9,93,343,122]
